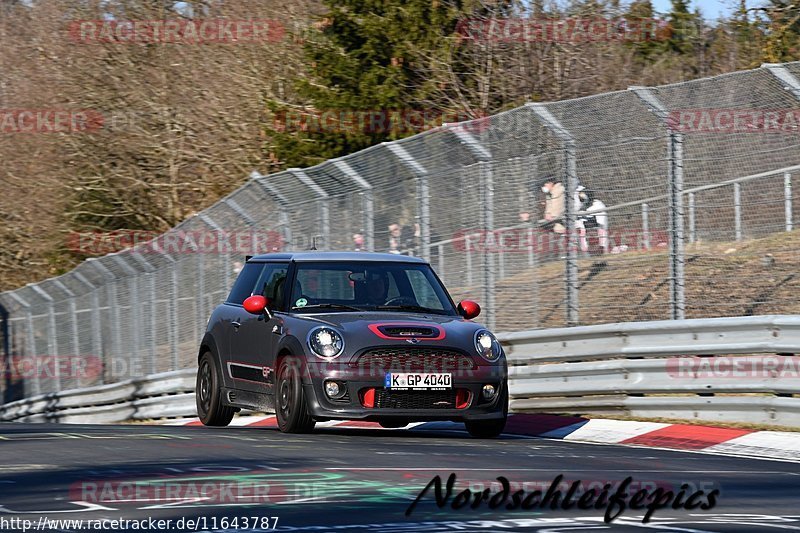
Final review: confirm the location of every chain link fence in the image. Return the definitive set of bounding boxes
[3,62,800,401]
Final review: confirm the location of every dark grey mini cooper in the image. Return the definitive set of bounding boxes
[196,252,508,437]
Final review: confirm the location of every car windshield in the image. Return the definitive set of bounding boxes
[289,261,457,315]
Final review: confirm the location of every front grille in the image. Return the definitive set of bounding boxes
[374,389,459,410]
[353,348,476,373]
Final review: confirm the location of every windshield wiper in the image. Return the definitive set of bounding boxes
[292,303,363,312]
[374,304,448,315]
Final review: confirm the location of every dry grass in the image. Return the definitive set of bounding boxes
[449,230,800,331]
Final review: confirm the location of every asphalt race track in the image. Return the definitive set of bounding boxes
[0,422,798,532]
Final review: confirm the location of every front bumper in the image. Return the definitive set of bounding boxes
[301,360,507,422]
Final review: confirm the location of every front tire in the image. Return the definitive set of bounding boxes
[275,358,316,433]
[196,352,235,426]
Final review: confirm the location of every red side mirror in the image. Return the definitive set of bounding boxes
[457,300,481,320]
[243,295,268,315]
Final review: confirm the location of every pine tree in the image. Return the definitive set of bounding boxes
[267,0,480,168]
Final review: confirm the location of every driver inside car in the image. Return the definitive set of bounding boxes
[363,271,390,306]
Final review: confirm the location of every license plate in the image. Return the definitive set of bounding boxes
[385,373,451,390]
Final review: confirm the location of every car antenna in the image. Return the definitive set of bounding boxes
[309,236,318,251]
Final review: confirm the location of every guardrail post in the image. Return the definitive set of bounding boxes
[251,171,293,249]
[449,128,496,330]
[7,292,38,396]
[28,284,59,392]
[528,104,579,326]
[786,172,793,232]
[734,182,742,241]
[288,168,331,251]
[630,86,685,320]
[333,159,375,252]
[384,142,431,261]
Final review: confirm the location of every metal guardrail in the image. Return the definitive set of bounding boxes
[1,315,798,426]
[501,315,800,426]
[0,369,196,423]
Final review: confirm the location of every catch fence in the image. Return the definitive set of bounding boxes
[3,62,800,399]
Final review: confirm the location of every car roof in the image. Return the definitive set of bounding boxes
[247,251,427,263]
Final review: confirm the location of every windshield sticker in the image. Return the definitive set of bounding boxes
[295,298,308,308]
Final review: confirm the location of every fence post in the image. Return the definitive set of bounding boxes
[786,172,793,232]
[384,142,431,261]
[88,259,119,384]
[111,256,141,379]
[763,64,800,232]
[0,297,8,402]
[7,292,38,396]
[642,203,651,249]
[251,171,293,249]
[333,160,375,252]
[448,128,496,330]
[130,252,158,375]
[733,182,742,241]
[288,169,331,251]
[630,86,685,320]
[437,243,445,283]
[28,284,59,392]
[668,132,686,319]
[52,280,79,388]
[72,271,102,376]
[528,104,579,326]
[688,193,696,244]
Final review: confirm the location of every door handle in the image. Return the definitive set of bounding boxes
[232,321,241,329]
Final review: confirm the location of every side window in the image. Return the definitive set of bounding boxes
[386,272,400,299]
[253,263,289,310]
[226,263,265,305]
[407,270,444,310]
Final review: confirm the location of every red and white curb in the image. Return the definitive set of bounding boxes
[163,414,800,462]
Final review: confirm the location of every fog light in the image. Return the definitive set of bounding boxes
[325,380,342,398]
[482,384,496,400]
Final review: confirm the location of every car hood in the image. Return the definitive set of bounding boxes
[295,311,471,329]
[288,311,491,352]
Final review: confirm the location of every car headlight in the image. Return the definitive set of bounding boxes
[474,330,502,362]
[308,327,345,359]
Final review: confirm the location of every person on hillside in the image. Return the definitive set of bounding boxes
[576,185,609,255]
